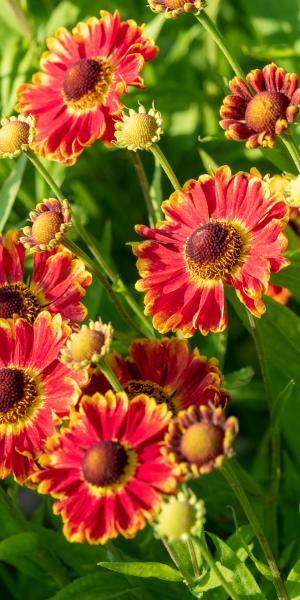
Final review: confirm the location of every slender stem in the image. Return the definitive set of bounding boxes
[161,539,194,589]
[247,312,279,554]
[27,149,65,202]
[195,11,245,80]
[130,151,156,226]
[63,237,145,338]
[186,538,200,579]
[222,461,287,600]
[98,357,123,392]
[150,144,181,191]
[197,536,240,600]
[280,133,300,173]
[72,212,115,282]
[7,0,31,39]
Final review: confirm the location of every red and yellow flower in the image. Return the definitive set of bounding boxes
[17,11,158,165]
[83,338,230,413]
[0,312,86,482]
[0,231,91,324]
[220,63,300,149]
[267,283,291,305]
[33,391,177,544]
[133,166,289,335]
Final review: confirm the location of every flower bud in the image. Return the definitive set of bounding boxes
[154,488,205,541]
[115,105,162,151]
[20,198,71,252]
[61,319,113,370]
[0,115,35,158]
[148,0,207,19]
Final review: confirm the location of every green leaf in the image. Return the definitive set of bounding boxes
[47,572,142,600]
[44,1,80,36]
[99,561,183,582]
[271,250,300,302]
[194,562,234,592]
[0,486,27,536]
[271,380,295,433]
[0,154,27,230]
[223,367,254,391]
[208,533,265,597]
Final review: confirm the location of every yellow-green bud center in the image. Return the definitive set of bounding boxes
[157,500,197,539]
[180,422,223,465]
[122,113,158,148]
[70,329,105,362]
[0,121,30,154]
[31,211,63,245]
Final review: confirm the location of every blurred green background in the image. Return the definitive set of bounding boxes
[1,1,300,598]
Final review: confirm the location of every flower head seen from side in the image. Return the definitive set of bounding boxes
[33,391,177,544]
[220,63,300,149]
[154,487,205,541]
[115,104,162,151]
[81,338,230,413]
[61,319,113,370]
[133,166,289,336]
[164,404,238,478]
[17,11,158,165]
[148,0,207,19]
[21,198,72,252]
[0,115,35,159]
[0,311,86,482]
[0,231,92,324]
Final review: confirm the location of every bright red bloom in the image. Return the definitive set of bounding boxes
[133,166,289,335]
[17,11,158,165]
[220,63,300,148]
[0,231,91,323]
[83,338,230,412]
[33,392,177,544]
[0,312,86,482]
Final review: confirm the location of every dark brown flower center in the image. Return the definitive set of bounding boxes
[0,368,38,424]
[0,283,40,323]
[245,91,289,133]
[82,440,128,487]
[124,379,177,413]
[180,422,224,466]
[185,221,244,280]
[62,58,112,110]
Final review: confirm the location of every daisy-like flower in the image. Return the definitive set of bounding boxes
[20,198,72,252]
[148,0,206,19]
[163,404,238,477]
[33,391,177,544]
[0,230,91,324]
[61,319,113,370]
[154,487,205,541]
[220,63,300,149]
[133,166,289,335]
[82,338,230,413]
[0,115,35,159]
[115,104,162,151]
[0,312,86,482]
[16,11,158,165]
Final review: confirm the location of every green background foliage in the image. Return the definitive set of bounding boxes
[0,0,300,598]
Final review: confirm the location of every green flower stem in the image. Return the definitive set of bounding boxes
[98,357,123,392]
[186,538,200,579]
[150,144,181,191]
[130,151,156,226]
[26,149,65,203]
[280,133,300,173]
[161,539,194,589]
[63,237,145,338]
[195,11,245,80]
[247,312,279,555]
[72,214,155,340]
[222,461,287,600]
[197,536,240,600]
[27,149,154,339]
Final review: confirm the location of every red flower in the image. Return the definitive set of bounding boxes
[220,63,300,148]
[33,392,177,544]
[17,11,158,165]
[0,231,91,323]
[0,312,86,482]
[133,166,289,335]
[83,338,230,412]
